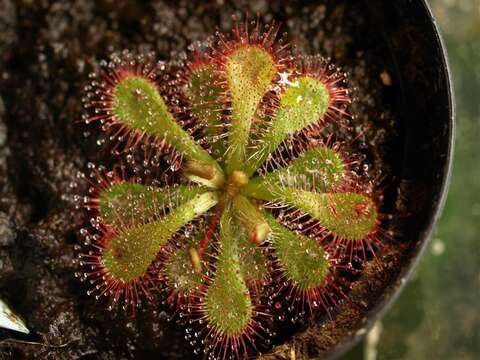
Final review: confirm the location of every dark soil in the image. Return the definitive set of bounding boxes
[0,0,420,359]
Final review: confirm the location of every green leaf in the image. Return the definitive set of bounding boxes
[244,76,331,176]
[101,192,219,283]
[112,75,224,188]
[185,63,225,157]
[98,183,204,228]
[163,239,205,297]
[232,194,271,244]
[237,230,269,284]
[287,191,377,241]
[204,206,253,336]
[265,213,330,290]
[248,186,377,241]
[243,146,345,199]
[225,46,277,173]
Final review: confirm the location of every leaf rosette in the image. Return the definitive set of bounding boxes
[78,20,382,359]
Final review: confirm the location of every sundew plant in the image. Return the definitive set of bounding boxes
[77,19,384,359]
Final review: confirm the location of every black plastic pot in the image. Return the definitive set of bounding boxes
[300,0,454,358]
[0,1,453,359]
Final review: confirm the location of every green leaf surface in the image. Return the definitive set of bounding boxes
[102,192,219,282]
[265,213,330,290]
[243,146,345,198]
[248,186,377,241]
[244,76,330,176]
[225,45,277,173]
[232,194,271,244]
[112,75,223,187]
[163,239,205,296]
[204,206,253,336]
[185,63,225,157]
[98,183,204,228]
[237,231,269,284]
[288,190,377,241]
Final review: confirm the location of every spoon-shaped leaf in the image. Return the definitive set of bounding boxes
[185,63,225,157]
[265,213,330,291]
[113,75,224,187]
[247,184,377,241]
[225,45,277,173]
[102,191,219,283]
[98,183,204,228]
[204,205,254,336]
[243,146,345,198]
[244,76,331,176]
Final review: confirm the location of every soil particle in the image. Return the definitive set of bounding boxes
[0,213,15,247]
[0,0,17,68]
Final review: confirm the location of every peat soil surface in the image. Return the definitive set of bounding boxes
[0,1,408,359]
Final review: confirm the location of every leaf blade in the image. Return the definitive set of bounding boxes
[243,145,346,198]
[248,186,377,241]
[185,63,225,158]
[244,76,331,176]
[204,205,254,336]
[112,75,224,187]
[101,191,219,282]
[225,46,277,173]
[98,182,205,229]
[265,213,330,291]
